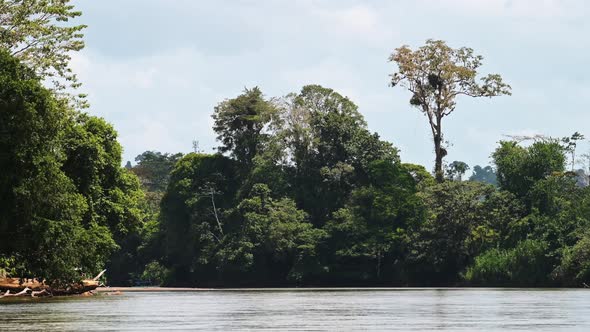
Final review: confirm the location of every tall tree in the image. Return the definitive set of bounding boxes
[389,39,511,182]
[212,87,277,169]
[61,114,144,237]
[279,85,398,225]
[0,0,87,106]
[0,50,116,284]
[61,113,146,285]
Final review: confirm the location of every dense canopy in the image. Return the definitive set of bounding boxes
[1,1,590,288]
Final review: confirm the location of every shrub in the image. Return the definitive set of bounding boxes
[141,261,169,286]
[466,239,550,286]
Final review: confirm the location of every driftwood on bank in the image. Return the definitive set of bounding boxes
[0,269,106,298]
[0,287,31,298]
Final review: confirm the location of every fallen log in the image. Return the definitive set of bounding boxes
[0,287,30,298]
[0,278,45,292]
[31,289,50,298]
[0,270,105,297]
[93,269,107,281]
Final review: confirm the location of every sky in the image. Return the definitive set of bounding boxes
[71,0,590,171]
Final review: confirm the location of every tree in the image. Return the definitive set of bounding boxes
[159,153,239,285]
[405,181,520,285]
[132,151,183,192]
[446,161,469,181]
[278,85,399,225]
[401,163,436,190]
[60,113,148,286]
[493,140,566,201]
[219,184,326,285]
[128,151,184,276]
[389,39,511,182]
[562,132,584,172]
[469,165,497,185]
[0,50,116,284]
[212,87,278,169]
[61,114,144,239]
[324,160,423,284]
[558,232,590,286]
[0,0,87,106]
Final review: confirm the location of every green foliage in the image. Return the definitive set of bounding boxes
[0,0,87,106]
[278,85,399,226]
[557,233,590,286]
[323,160,423,284]
[401,163,436,190]
[464,148,590,287]
[159,153,239,285]
[0,50,119,284]
[101,150,185,285]
[469,165,497,185]
[0,49,152,287]
[59,114,147,285]
[475,190,525,248]
[446,161,470,181]
[132,151,183,192]
[221,185,326,285]
[141,261,169,286]
[466,239,550,286]
[212,87,277,168]
[405,182,492,284]
[62,115,145,236]
[493,140,566,201]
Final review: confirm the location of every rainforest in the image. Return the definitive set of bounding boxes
[2,0,590,290]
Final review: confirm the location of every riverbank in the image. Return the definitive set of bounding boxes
[95,286,582,292]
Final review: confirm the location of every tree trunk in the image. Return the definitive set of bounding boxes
[434,133,444,183]
[376,249,382,281]
[210,189,224,237]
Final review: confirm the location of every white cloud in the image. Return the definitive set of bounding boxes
[279,58,362,102]
[309,4,397,45]
[421,0,587,18]
[70,48,223,161]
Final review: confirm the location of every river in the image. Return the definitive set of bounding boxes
[1,288,589,331]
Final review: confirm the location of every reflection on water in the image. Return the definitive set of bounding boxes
[1,289,589,331]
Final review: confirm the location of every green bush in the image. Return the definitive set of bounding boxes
[556,234,590,286]
[466,239,550,286]
[141,261,169,286]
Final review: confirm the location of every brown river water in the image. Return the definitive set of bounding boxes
[1,288,589,331]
